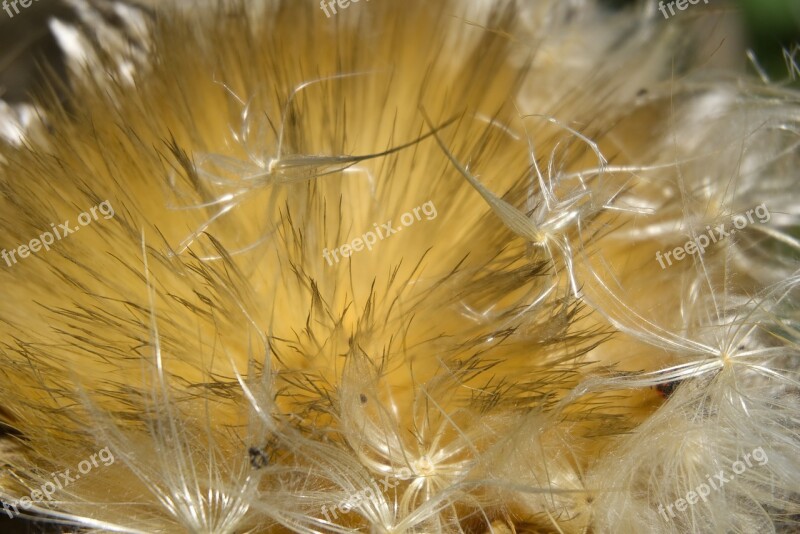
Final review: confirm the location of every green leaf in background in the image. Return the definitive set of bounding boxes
[737,0,800,80]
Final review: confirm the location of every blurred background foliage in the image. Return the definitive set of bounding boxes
[738,0,800,80]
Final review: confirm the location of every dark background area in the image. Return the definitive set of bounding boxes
[738,0,800,80]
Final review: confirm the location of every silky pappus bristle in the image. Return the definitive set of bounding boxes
[0,0,797,532]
